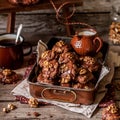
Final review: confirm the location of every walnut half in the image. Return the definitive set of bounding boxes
[28,98,39,108]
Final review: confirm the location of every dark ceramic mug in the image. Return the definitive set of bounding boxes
[0,33,32,69]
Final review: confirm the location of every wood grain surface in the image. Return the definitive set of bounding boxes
[0,45,120,120]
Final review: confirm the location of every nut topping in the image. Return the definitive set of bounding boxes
[2,69,12,76]
[7,103,16,110]
[56,40,65,47]
[109,22,120,44]
[79,68,87,75]
[28,98,39,108]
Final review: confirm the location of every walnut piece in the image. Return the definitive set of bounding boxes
[28,98,39,108]
[79,68,87,75]
[56,40,65,47]
[2,103,16,113]
[2,108,10,113]
[2,69,12,76]
[106,104,118,114]
[7,103,16,110]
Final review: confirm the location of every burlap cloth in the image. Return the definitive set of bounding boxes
[11,40,115,118]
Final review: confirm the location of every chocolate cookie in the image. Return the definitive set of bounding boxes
[76,67,94,84]
[58,52,78,64]
[80,56,101,72]
[0,69,20,84]
[102,103,120,120]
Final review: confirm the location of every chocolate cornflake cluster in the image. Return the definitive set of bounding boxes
[0,69,20,84]
[102,103,120,120]
[37,40,102,89]
[99,82,120,120]
[109,22,120,44]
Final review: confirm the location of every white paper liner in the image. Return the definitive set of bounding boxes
[36,40,48,64]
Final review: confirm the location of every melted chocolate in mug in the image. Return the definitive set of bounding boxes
[0,39,18,46]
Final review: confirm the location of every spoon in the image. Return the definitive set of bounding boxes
[15,24,23,44]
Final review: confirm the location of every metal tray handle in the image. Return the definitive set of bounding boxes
[41,88,77,103]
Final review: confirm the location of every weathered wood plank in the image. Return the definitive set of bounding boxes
[0,0,115,38]
[0,12,111,45]
[0,12,111,33]
[0,102,103,120]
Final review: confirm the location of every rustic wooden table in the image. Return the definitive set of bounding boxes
[0,0,83,36]
[0,44,120,120]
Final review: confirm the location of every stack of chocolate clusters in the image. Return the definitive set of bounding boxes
[109,22,120,44]
[37,40,102,89]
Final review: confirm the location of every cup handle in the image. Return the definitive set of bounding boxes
[23,42,32,56]
[93,37,103,53]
